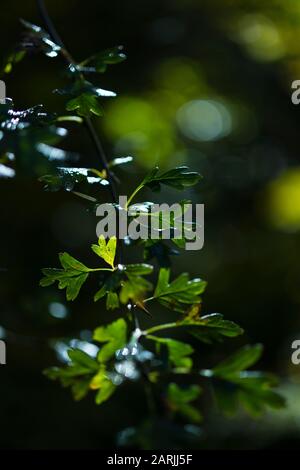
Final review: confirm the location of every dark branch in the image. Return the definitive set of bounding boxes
[37,0,118,203]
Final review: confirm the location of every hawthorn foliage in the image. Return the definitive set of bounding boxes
[0,0,285,446]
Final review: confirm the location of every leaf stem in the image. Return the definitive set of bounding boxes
[125,183,144,209]
[89,267,115,272]
[144,322,179,335]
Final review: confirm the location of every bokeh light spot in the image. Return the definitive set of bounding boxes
[176,99,232,142]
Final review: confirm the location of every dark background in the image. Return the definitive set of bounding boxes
[1,0,300,449]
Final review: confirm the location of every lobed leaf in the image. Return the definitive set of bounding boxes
[152,268,207,313]
[142,166,201,191]
[91,236,117,268]
[167,383,202,423]
[93,318,127,363]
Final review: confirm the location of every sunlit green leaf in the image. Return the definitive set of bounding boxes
[95,378,116,404]
[90,366,117,405]
[92,235,117,268]
[40,252,91,300]
[67,349,99,371]
[93,318,127,362]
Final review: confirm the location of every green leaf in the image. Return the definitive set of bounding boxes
[3,49,26,74]
[66,93,103,117]
[93,271,123,304]
[188,313,244,343]
[55,79,116,99]
[93,319,127,362]
[149,336,194,371]
[142,166,201,191]
[167,383,202,423]
[90,366,117,405]
[39,167,109,192]
[80,46,126,73]
[0,100,67,178]
[145,313,243,344]
[122,263,154,275]
[93,284,107,302]
[44,347,100,402]
[65,273,89,301]
[213,344,263,376]
[71,379,91,401]
[59,252,90,272]
[120,274,153,305]
[153,268,207,312]
[201,345,286,417]
[40,252,91,300]
[92,235,117,268]
[117,263,153,305]
[106,291,120,310]
[95,379,116,405]
[67,349,99,371]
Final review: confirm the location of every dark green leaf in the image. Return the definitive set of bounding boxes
[143,166,201,191]
[153,268,207,312]
[189,313,244,343]
[106,291,120,310]
[55,79,116,99]
[66,93,104,117]
[213,344,263,375]
[201,345,286,417]
[149,336,194,371]
[119,274,153,305]
[167,383,202,423]
[143,240,179,267]
[80,46,126,73]
[39,167,109,192]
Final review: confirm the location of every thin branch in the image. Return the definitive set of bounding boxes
[37,0,118,203]
[37,0,64,48]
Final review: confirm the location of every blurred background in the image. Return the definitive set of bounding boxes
[1,0,300,449]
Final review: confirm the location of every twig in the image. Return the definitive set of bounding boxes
[36,1,157,414]
[37,0,118,203]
